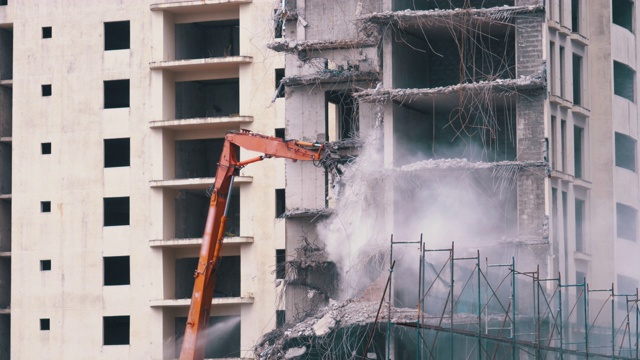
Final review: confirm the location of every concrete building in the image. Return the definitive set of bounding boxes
[1,0,640,359]
[1,0,288,359]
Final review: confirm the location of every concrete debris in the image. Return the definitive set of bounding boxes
[280,69,379,87]
[354,76,545,103]
[284,346,306,359]
[312,313,336,336]
[281,207,333,219]
[397,158,546,172]
[267,38,378,54]
[361,4,545,25]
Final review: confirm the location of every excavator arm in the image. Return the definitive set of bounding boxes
[179,130,325,360]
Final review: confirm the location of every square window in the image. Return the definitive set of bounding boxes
[104,21,130,51]
[103,256,130,286]
[104,138,130,168]
[42,26,51,39]
[275,128,285,140]
[103,316,130,345]
[40,318,50,331]
[103,197,130,226]
[41,84,51,97]
[40,201,51,213]
[40,259,51,271]
[275,68,285,98]
[41,142,51,155]
[104,79,130,109]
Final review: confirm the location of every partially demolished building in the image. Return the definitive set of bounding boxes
[264,0,640,358]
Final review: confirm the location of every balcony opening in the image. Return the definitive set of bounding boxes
[575,198,585,251]
[175,256,240,299]
[174,190,239,239]
[0,314,9,359]
[0,200,10,253]
[326,91,359,141]
[276,249,285,280]
[0,87,11,137]
[615,132,636,171]
[39,318,50,331]
[275,189,285,218]
[42,26,51,39]
[104,138,130,168]
[41,142,51,155]
[104,79,130,109]
[613,0,634,32]
[0,28,12,81]
[572,54,582,105]
[574,126,583,178]
[104,21,130,51]
[0,258,9,310]
[617,202,637,241]
[103,256,130,286]
[175,79,239,119]
[175,315,240,358]
[103,197,130,227]
[174,138,234,179]
[275,68,285,98]
[0,143,10,195]
[40,259,51,271]
[614,61,635,102]
[103,316,130,345]
[175,20,239,60]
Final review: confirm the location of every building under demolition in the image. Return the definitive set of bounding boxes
[0,0,639,359]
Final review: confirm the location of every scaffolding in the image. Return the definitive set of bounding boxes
[379,235,640,360]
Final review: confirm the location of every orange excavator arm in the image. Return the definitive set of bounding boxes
[179,130,325,360]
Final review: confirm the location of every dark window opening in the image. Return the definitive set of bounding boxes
[104,138,130,168]
[575,199,585,251]
[0,258,10,309]
[104,197,130,226]
[276,249,285,280]
[276,310,285,328]
[573,54,582,105]
[175,20,239,60]
[104,256,130,286]
[175,316,240,358]
[40,259,51,271]
[0,1,7,6]
[562,191,568,248]
[549,42,555,94]
[614,61,635,102]
[175,79,239,119]
[42,26,51,39]
[174,138,229,179]
[0,28,13,81]
[559,47,565,98]
[275,189,285,218]
[275,128,285,140]
[104,21,130,51]
[104,79,130,109]
[274,9,284,38]
[571,0,580,32]
[574,126,583,178]
[175,256,240,298]
[41,143,51,155]
[551,116,557,169]
[561,120,567,172]
[275,68,285,98]
[103,316,130,345]
[615,132,636,171]
[40,318,50,331]
[613,0,634,32]
[175,189,239,239]
[41,84,51,97]
[326,91,359,141]
[40,201,51,213]
[617,203,637,241]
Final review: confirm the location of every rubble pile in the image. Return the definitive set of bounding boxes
[255,299,417,359]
